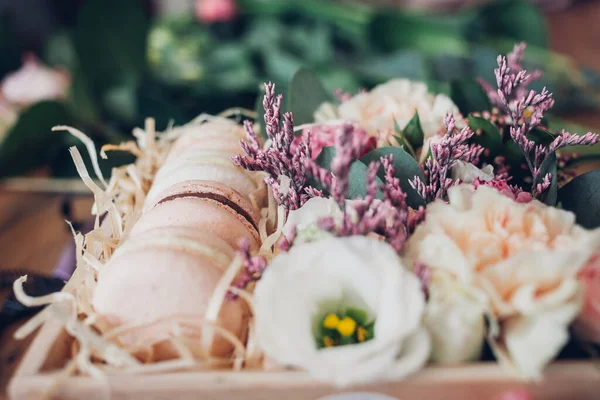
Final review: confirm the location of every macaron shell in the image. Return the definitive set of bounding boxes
[92,242,246,357]
[143,180,260,224]
[131,196,260,251]
[167,136,243,163]
[167,121,245,158]
[146,160,258,207]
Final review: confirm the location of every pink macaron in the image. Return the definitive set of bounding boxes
[92,226,248,359]
[167,120,246,163]
[134,180,261,251]
[146,150,260,208]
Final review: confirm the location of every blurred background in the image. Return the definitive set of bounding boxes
[0,0,599,397]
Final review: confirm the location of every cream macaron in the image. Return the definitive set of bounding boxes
[166,120,246,163]
[92,227,248,359]
[145,150,259,208]
[133,180,260,251]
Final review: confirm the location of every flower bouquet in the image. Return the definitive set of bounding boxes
[9,43,600,400]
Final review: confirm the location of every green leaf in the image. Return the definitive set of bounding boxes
[44,30,78,70]
[102,84,138,123]
[287,68,332,126]
[558,169,600,229]
[450,79,491,115]
[74,0,148,90]
[344,308,369,326]
[315,146,336,170]
[533,152,557,206]
[316,146,383,199]
[0,101,73,177]
[360,147,426,208]
[477,0,547,49]
[468,115,503,157]
[368,12,471,55]
[401,112,424,150]
[68,70,100,124]
[352,51,428,84]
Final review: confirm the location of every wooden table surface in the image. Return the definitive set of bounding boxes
[1,2,600,398]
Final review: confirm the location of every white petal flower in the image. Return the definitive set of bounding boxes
[315,79,462,141]
[254,236,430,387]
[451,160,494,183]
[424,272,487,364]
[282,197,343,243]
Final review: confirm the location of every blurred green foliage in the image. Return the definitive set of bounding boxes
[0,0,598,178]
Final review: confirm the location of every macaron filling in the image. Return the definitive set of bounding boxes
[157,191,259,231]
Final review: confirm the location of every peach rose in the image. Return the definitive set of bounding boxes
[574,253,600,343]
[315,79,463,142]
[404,184,600,378]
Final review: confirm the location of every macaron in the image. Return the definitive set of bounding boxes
[167,121,246,163]
[146,150,259,208]
[134,180,260,251]
[92,227,248,359]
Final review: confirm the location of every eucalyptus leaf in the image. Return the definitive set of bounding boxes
[0,101,73,177]
[533,152,557,206]
[315,146,336,170]
[558,169,600,229]
[468,115,503,157]
[316,146,384,199]
[360,147,426,208]
[288,68,332,126]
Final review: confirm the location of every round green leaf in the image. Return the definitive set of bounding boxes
[288,68,332,126]
[360,147,426,208]
[558,169,600,229]
[468,115,503,157]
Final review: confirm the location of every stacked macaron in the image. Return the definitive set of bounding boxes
[92,120,261,360]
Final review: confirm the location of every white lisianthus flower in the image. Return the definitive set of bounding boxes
[282,197,343,243]
[315,79,462,141]
[1,55,71,108]
[451,160,494,183]
[254,236,430,387]
[424,271,487,364]
[404,184,600,379]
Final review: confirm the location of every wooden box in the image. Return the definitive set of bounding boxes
[9,317,600,400]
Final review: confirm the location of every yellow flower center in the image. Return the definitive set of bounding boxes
[316,309,374,349]
[323,313,340,329]
[337,317,357,337]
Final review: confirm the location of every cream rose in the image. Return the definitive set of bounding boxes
[254,236,430,387]
[315,79,462,141]
[404,184,600,378]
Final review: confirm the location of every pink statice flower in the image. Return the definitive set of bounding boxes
[195,0,237,23]
[473,177,533,203]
